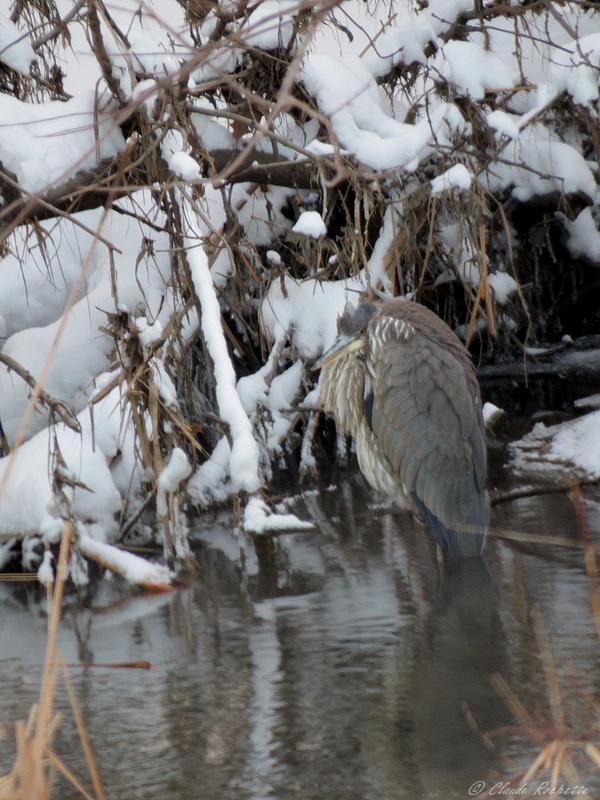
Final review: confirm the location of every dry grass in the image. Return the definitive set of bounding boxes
[0,522,105,800]
[487,608,597,792]
[474,485,600,797]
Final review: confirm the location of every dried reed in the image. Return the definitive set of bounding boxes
[0,522,105,800]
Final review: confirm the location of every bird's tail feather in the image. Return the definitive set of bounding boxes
[411,494,487,559]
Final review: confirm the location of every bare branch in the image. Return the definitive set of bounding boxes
[0,352,81,435]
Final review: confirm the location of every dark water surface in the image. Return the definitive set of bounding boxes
[1,391,600,799]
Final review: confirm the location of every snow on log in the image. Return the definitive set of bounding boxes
[78,535,175,590]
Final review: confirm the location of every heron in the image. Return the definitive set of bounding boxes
[313,298,489,559]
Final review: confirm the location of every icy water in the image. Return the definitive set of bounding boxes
[1,386,600,799]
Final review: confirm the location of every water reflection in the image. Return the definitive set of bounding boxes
[0,475,599,799]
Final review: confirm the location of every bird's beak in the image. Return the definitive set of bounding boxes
[312,333,363,371]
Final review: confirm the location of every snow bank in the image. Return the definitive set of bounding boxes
[0,389,127,543]
[0,92,125,193]
[0,201,173,445]
[511,411,600,482]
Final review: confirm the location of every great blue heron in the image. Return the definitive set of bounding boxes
[314,298,489,558]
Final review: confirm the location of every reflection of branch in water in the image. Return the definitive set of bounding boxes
[491,478,600,508]
[569,484,600,643]
[486,527,598,551]
[489,480,600,552]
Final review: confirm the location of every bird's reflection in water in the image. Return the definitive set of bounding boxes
[409,557,508,794]
[248,485,511,798]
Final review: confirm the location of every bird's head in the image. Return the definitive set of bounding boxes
[313,302,376,370]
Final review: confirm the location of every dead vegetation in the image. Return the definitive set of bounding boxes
[0,523,106,800]
[0,0,599,579]
[470,486,600,797]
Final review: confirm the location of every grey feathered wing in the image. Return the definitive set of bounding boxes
[368,316,489,558]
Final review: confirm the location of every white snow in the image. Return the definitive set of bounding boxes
[192,105,237,151]
[243,496,315,534]
[0,372,145,553]
[488,271,518,305]
[0,212,106,339]
[0,13,35,74]
[575,394,600,411]
[305,140,340,157]
[135,317,164,348]
[131,78,159,112]
[264,361,304,450]
[188,436,233,506]
[299,53,467,172]
[511,412,600,482]
[182,205,261,495]
[227,183,295,246]
[266,250,282,266]
[0,92,125,193]
[483,402,504,429]
[433,41,518,100]
[153,359,179,408]
[127,30,183,79]
[549,33,600,106]
[0,200,173,445]
[486,110,520,140]
[0,413,122,544]
[362,0,473,77]
[37,549,54,587]
[565,209,600,264]
[486,128,597,203]
[431,164,472,195]
[365,205,399,292]
[242,1,294,51]
[2,0,600,586]
[169,151,202,181]
[0,285,115,445]
[260,274,364,361]
[78,534,175,588]
[362,18,431,78]
[435,222,481,290]
[292,211,327,238]
[158,447,192,492]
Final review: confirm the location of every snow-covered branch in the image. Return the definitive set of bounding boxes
[178,193,261,496]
